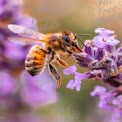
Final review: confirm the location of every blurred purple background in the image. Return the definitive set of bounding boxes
[0,0,122,121]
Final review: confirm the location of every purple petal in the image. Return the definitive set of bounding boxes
[98,92,113,111]
[20,68,57,107]
[84,45,94,56]
[66,80,81,91]
[66,80,75,90]
[66,72,89,91]
[95,28,114,37]
[74,72,89,81]
[98,98,112,111]
[116,44,122,53]
[93,36,105,48]
[4,41,25,60]
[0,71,17,95]
[76,85,81,91]
[63,65,77,75]
[104,45,115,53]
[95,48,105,61]
[93,36,119,48]
[73,53,92,68]
[112,95,122,105]
[90,86,106,96]
[105,38,119,46]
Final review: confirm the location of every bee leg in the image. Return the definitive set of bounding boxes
[71,47,76,53]
[56,57,69,68]
[65,49,73,54]
[66,48,75,58]
[48,64,61,88]
[48,50,56,63]
[40,48,49,54]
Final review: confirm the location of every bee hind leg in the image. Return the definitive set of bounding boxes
[48,64,61,88]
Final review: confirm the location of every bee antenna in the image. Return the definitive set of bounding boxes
[74,33,91,47]
[76,33,91,36]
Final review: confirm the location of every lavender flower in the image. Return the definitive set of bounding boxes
[0,69,57,110]
[0,71,17,96]
[0,71,18,110]
[63,65,90,91]
[0,0,37,70]
[63,28,122,121]
[93,28,119,48]
[0,0,57,111]
[65,28,122,89]
[90,86,122,122]
[20,68,57,107]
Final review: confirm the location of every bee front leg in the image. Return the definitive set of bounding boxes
[40,48,49,54]
[49,51,55,63]
[48,64,61,88]
[56,56,69,68]
[65,49,73,54]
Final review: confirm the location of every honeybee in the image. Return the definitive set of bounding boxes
[8,24,85,88]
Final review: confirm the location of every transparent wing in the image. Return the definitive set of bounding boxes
[8,36,43,45]
[8,24,45,40]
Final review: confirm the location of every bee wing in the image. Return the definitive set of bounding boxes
[8,36,43,45]
[8,24,45,40]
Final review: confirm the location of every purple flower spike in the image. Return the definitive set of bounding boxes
[93,28,119,48]
[64,27,122,121]
[73,53,92,68]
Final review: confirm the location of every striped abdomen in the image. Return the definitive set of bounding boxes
[25,45,47,76]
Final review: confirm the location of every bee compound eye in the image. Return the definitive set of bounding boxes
[62,35,70,42]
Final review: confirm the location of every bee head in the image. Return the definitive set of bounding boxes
[62,31,82,52]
